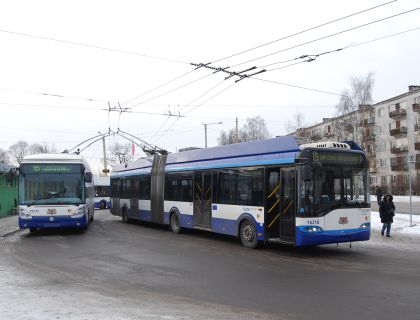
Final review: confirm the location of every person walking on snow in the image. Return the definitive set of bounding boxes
[379,193,395,237]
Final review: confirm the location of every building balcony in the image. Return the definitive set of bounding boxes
[391,164,408,171]
[360,117,375,126]
[362,133,375,142]
[413,103,420,113]
[389,127,407,137]
[389,109,407,119]
[390,145,408,154]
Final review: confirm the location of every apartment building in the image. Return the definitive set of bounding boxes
[294,85,420,195]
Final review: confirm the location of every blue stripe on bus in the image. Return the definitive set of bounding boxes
[19,215,88,229]
[166,148,300,166]
[165,157,295,172]
[295,227,370,246]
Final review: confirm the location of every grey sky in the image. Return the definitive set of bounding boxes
[0,0,419,170]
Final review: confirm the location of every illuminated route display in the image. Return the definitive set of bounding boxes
[312,151,364,166]
[21,164,84,174]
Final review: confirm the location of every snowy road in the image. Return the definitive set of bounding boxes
[1,210,420,320]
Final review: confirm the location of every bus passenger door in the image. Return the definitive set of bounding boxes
[266,168,281,239]
[280,168,296,238]
[193,172,212,229]
[129,178,139,219]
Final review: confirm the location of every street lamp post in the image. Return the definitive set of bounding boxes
[203,122,223,148]
[408,154,415,227]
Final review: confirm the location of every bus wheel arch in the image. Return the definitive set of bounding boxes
[238,217,258,249]
[169,210,182,234]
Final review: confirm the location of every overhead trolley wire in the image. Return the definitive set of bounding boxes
[120,69,197,106]
[0,29,189,65]
[210,0,397,64]
[126,71,216,109]
[231,7,420,68]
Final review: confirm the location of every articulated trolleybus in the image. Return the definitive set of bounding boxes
[18,153,95,231]
[111,136,370,248]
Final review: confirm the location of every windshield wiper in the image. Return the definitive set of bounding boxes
[27,197,50,207]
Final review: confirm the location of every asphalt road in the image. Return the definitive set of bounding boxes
[1,210,420,320]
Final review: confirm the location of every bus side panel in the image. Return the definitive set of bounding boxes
[211,204,265,240]
[164,201,194,228]
[138,199,152,221]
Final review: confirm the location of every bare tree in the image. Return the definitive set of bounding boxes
[8,141,29,165]
[286,111,305,134]
[0,148,10,164]
[218,129,239,145]
[109,142,133,164]
[28,142,56,154]
[218,116,271,145]
[335,72,375,116]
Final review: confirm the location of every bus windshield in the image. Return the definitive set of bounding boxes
[300,165,369,217]
[19,167,85,206]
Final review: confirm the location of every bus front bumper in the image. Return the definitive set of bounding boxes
[19,215,88,230]
[295,227,370,247]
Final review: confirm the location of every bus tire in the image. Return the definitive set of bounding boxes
[122,208,129,223]
[29,228,37,233]
[170,212,181,234]
[239,219,258,249]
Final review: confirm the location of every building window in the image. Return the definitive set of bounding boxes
[378,108,384,118]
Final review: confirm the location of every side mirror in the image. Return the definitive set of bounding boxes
[85,172,93,183]
[302,165,312,182]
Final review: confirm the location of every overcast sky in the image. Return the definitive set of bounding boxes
[0,0,419,170]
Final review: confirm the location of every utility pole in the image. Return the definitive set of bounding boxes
[203,122,223,148]
[98,132,109,176]
[408,154,415,227]
[235,117,239,143]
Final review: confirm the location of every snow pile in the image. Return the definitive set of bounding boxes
[371,211,420,235]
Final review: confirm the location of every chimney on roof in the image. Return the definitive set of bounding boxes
[408,85,420,92]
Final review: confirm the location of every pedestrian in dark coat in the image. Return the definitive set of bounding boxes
[375,186,383,205]
[379,193,395,237]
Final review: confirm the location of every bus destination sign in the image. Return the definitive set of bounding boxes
[22,164,83,174]
[312,151,362,165]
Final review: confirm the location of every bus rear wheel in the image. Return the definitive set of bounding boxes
[170,213,181,234]
[239,219,258,249]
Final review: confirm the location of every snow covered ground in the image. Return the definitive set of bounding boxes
[371,211,420,235]
[370,195,420,202]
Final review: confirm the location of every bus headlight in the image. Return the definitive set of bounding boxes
[304,226,322,233]
[71,206,86,218]
[360,223,370,229]
[19,208,32,219]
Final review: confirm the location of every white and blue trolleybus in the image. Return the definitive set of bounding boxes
[110,136,370,248]
[94,176,110,209]
[18,153,95,231]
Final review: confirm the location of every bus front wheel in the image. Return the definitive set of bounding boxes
[170,213,181,234]
[239,219,258,249]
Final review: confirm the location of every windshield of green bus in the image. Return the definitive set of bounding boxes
[300,164,369,217]
[19,164,85,205]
